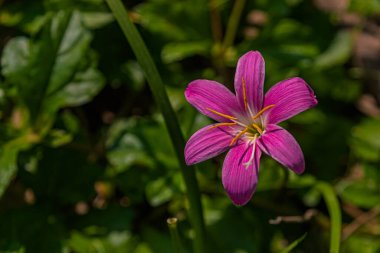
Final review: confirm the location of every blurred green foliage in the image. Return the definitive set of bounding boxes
[0,0,380,252]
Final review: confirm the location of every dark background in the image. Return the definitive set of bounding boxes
[0,0,380,252]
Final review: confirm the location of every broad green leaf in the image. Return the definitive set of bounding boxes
[106,119,155,173]
[46,67,105,111]
[1,11,104,125]
[106,118,177,174]
[1,37,30,78]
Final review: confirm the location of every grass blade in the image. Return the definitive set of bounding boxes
[105,1,207,252]
[279,233,307,253]
[316,182,341,253]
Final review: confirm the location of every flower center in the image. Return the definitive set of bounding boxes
[207,104,275,146]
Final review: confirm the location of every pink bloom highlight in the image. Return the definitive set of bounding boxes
[184,51,318,206]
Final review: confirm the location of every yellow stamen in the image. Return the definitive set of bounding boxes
[250,133,258,143]
[208,122,237,129]
[251,123,263,134]
[206,108,237,120]
[230,127,249,146]
[252,104,275,120]
[242,77,248,110]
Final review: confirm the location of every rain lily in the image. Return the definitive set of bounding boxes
[184,51,318,206]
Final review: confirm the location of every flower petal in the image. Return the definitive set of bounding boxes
[185,124,237,165]
[264,77,318,124]
[258,124,305,174]
[222,143,261,206]
[185,80,240,122]
[234,51,265,113]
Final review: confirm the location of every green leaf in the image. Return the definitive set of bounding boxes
[0,143,19,197]
[349,0,380,15]
[145,177,174,207]
[161,41,210,64]
[106,118,172,173]
[343,234,380,253]
[105,1,206,252]
[315,182,342,253]
[67,230,135,253]
[46,67,105,111]
[272,19,311,40]
[1,37,30,78]
[0,133,35,197]
[135,0,210,41]
[279,233,307,253]
[0,1,46,34]
[314,31,353,69]
[337,164,380,208]
[350,119,380,162]
[44,129,73,147]
[1,11,104,125]
[339,180,380,208]
[82,12,114,29]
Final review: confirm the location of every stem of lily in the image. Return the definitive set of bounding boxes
[315,182,341,253]
[105,1,207,252]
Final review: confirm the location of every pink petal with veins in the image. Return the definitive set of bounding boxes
[185,124,237,165]
[264,77,317,124]
[185,80,240,122]
[222,143,261,206]
[258,124,305,174]
[234,51,265,113]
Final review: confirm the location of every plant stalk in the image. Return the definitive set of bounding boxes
[167,218,184,253]
[222,0,246,50]
[316,182,341,253]
[105,1,207,252]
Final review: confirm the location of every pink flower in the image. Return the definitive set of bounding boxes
[184,51,318,206]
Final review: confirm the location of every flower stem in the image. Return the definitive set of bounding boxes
[209,0,223,43]
[315,182,341,253]
[104,1,207,252]
[167,218,184,253]
[222,0,246,50]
